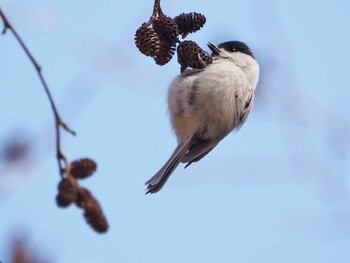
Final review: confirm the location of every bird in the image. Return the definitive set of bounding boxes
[145,41,260,194]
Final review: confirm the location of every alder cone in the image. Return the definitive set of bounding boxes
[174,12,206,38]
[177,40,212,71]
[152,16,179,46]
[154,44,176,65]
[84,205,109,233]
[76,188,93,208]
[152,16,179,65]
[83,194,109,233]
[71,158,97,179]
[56,193,73,207]
[56,177,78,207]
[135,24,161,57]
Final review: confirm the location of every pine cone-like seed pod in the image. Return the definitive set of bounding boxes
[56,177,79,207]
[84,205,109,233]
[84,209,108,233]
[152,16,179,46]
[70,158,97,179]
[174,12,206,38]
[135,23,161,57]
[177,41,212,71]
[154,43,176,65]
[56,193,73,207]
[76,188,93,208]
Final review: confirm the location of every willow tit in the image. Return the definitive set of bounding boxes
[146,41,260,193]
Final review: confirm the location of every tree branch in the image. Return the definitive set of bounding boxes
[144,0,164,26]
[0,8,75,178]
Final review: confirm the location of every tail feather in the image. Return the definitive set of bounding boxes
[145,138,192,194]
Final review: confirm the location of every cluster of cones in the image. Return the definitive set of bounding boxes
[56,158,108,233]
[135,12,212,71]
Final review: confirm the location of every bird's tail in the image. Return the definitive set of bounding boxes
[145,138,192,194]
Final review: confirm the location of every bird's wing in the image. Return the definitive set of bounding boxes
[237,89,254,127]
[180,137,220,168]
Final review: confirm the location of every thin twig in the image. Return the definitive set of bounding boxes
[145,0,163,26]
[0,8,75,178]
[153,0,164,17]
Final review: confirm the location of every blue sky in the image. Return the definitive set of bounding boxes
[1,0,350,262]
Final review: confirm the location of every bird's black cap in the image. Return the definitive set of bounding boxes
[218,41,254,58]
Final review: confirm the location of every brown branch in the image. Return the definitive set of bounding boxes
[144,0,164,26]
[0,8,75,178]
[1,6,108,233]
[153,0,164,17]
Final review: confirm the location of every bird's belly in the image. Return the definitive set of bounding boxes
[169,66,250,143]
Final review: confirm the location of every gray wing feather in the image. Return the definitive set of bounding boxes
[181,139,219,165]
[238,89,254,126]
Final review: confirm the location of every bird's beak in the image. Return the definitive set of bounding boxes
[207,42,220,56]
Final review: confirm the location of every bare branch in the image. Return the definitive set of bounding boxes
[0,8,75,178]
[0,7,108,233]
[144,0,163,26]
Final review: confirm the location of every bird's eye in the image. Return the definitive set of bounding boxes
[231,48,236,52]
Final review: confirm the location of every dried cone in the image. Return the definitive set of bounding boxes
[174,12,206,38]
[84,203,109,233]
[177,41,212,72]
[152,16,179,46]
[76,188,94,208]
[152,16,179,65]
[56,194,73,208]
[70,158,97,179]
[56,176,79,207]
[84,207,108,233]
[76,188,109,233]
[135,23,161,57]
[154,44,176,65]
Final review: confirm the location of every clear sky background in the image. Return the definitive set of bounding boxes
[0,0,350,262]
